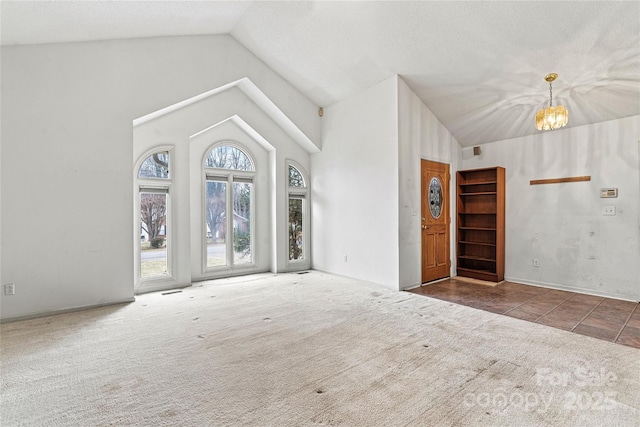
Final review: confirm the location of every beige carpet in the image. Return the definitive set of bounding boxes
[1,271,638,426]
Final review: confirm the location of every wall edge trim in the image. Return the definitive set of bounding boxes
[0,297,136,323]
[505,276,639,303]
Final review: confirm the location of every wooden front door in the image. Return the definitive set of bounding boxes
[421,160,450,283]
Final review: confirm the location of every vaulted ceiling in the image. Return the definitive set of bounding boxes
[2,1,639,146]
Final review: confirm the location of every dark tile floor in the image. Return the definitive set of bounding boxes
[407,278,640,349]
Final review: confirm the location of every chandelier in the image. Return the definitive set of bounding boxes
[535,73,568,131]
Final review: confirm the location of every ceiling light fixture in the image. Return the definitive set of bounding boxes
[535,73,568,131]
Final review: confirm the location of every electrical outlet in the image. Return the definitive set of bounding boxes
[603,206,616,216]
[4,283,15,295]
[532,259,540,268]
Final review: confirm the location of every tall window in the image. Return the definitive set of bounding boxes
[137,150,171,279]
[204,145,254,270]
[288,163,308,262]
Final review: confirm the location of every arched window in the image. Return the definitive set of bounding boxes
[205,146,253,170]
[204,144,255,270]
[289,164,305,188]
[138,151,169,179]
[288,163,309,264]
[136,150,171,283]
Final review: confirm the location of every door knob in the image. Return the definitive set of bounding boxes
[422,225,428,230]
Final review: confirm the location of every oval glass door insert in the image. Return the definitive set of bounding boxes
[429,177,443,219]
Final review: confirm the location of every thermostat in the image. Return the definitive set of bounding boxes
[600,188,618,198]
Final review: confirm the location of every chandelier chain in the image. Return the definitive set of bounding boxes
[549,82,553,108]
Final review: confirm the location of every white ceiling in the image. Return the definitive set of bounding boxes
[2,1,639,146]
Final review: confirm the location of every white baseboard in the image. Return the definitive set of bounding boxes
[310,268,399,291]
[401,276,451,291]
[505,276,639,303]
[0,297,136,323]
[402,283,423,291]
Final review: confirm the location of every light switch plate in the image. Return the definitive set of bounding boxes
[603,206,616,216]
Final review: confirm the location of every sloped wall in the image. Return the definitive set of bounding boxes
[133,86,312,292]
[0,35,319,320]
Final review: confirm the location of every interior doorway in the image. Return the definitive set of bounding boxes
[421,159,451,283]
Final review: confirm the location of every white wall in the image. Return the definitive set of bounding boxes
[462,116,640,301]
[133,86,311,293]
[0,35,319,320]
[311,76,400,289]
[0,85,2,298]
[397,78,462,290]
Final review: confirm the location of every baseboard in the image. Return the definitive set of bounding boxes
[402,283,424,291]
[274,265,312,274]
[135,281,192,295]
[310,268,400,291]
[192,268,272,284]
[0,297,136,324]
[505,276,639,303]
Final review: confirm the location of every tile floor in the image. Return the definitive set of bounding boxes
[407,278,640,349]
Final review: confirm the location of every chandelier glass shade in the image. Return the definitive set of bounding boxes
[535,73,568,131]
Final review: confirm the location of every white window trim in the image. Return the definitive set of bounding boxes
[202,142,257,274]
[286,160,310,269]
[134,146,174,293]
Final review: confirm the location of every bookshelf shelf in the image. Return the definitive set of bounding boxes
[456,167,505,282]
